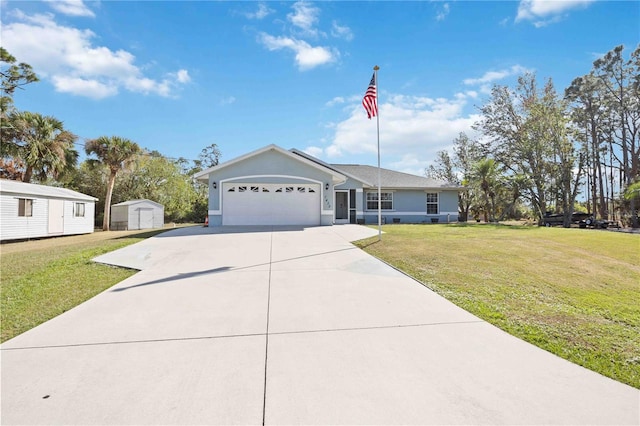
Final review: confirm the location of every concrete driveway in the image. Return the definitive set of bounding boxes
[1,225,638,425]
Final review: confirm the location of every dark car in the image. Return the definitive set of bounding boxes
[542,212,590,227]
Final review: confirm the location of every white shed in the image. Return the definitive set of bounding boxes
[110,199,164,230]
[0,179,97,241]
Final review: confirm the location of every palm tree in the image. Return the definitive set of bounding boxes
[85,136,141,231]
[7,111,78,182]
[472,158,500,222]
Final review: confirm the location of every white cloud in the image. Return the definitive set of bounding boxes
[51,75,117,99]
[174,69,191,83]
[436,3,450,21]
[325,96,345,107]
[331,21,353,41]
[463,65,532,85]
[389,154,432,176]
[245,3,273,20]
[1,11,190,99]
[303,146,324,158]
[219,96,236,106]
[258,33,336,70]
[287,1,321,37]
[516,0,594,25]
[44,0,95,17]
[312,93,480,170]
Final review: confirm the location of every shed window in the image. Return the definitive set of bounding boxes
[75,202,86,217]
[366,192,393,210]
[18,198,33,217]
[426,193,439,214]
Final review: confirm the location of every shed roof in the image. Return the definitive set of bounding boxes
[0,179,98,201]
[330,164,462,190]
[112,199,163,208]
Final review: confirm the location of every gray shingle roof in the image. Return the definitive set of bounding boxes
[330,164,461,190]
[0,179,98,201]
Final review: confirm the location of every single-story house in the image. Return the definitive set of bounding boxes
[110,199,164,230]
[193,144,462,226]
[0,179,97,241]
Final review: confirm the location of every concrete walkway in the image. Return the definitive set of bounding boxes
[1,225,638,425]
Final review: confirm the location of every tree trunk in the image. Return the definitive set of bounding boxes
[103,171,117,231]
[22,166,33,183]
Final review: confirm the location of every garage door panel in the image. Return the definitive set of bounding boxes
[223,183,320,226]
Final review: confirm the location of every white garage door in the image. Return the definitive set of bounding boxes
[222,183,321,226]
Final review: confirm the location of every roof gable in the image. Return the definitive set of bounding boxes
[193,144,345,182]
[112,199,163,208]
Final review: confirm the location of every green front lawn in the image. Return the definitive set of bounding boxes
[355,224,640,389]
[1,227,191,343]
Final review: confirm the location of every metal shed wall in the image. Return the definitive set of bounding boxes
[111,200,164,230]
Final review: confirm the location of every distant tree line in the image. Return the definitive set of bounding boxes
[427,44,639,228]
[1,47,218,230]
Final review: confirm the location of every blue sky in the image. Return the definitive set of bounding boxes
[2,0,638,175]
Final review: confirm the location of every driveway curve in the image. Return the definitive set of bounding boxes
[2,225,638,425]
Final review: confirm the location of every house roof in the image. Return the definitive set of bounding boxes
[330,164,462,190]
[0,179,98,201]
[112,199,163,208]
[193,144,346,183]
[192,144,460,190]
[290,149,374,186]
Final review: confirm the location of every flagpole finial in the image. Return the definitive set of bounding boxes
[373,65,380,71]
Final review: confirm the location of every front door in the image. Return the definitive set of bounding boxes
[48,199,64,235]
[139,209,154,229]
[335,191,348,223]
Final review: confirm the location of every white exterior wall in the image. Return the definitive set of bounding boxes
[0,192,95,241]
[63,200,95,236]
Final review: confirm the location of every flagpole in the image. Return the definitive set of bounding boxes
[374,65,381,241]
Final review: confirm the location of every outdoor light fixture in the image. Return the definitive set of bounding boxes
[213,181,217,189]
[325,183,330,191]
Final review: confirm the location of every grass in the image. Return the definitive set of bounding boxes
[1,226,194,343]
[354,223,640,389]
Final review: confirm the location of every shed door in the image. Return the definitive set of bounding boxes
[222,183,320,226]
[139,209,154,229]
[48,199,64,234]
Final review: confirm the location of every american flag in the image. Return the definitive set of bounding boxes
[362,72,377,119]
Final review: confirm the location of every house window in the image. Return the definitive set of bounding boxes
[426,193,439,214]
[75,202,85,217]
[366,192,393,210]
[18,198,33,217]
